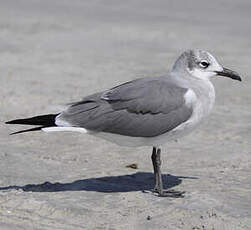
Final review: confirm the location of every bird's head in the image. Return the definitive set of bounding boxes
[173,49,242,82]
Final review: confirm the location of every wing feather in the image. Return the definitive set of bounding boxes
[56,77,194,137]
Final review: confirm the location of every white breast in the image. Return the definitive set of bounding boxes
[158,80,216,142]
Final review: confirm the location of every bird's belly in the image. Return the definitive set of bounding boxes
[92,117,202,147]
[92,122,197,147]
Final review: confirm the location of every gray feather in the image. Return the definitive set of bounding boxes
[57,77,193,137]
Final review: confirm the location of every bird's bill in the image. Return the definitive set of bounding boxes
[216,67,242,81]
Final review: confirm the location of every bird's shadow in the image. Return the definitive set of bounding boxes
[0,172,197,193]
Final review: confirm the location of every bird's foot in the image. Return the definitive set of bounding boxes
[152,188,185,198]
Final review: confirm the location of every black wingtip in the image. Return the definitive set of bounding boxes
[5,114,58,126]
[6,120,20,125]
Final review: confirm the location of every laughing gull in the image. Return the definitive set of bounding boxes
[6,49,241,197]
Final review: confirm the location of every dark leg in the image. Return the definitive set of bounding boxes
[151,147,163,192]
[152,147,158,191]
[151,147,185,198]
[151,147,158,190]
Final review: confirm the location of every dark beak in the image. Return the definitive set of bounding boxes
[215,67,242,81]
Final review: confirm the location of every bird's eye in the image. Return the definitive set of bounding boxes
[199,60,210,68]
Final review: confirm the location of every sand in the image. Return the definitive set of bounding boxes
[1,0,251,229]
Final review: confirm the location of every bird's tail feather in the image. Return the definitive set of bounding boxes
[5,114,58,135]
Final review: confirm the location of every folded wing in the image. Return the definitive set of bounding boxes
[56,77,194,137]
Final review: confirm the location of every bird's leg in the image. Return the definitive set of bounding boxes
[151,147,163,194]
[151,147,185,198]
[151,147,160,191]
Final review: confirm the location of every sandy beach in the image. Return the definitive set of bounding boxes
[1,0,251,229]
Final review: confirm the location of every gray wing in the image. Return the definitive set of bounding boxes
[56,77,193,137]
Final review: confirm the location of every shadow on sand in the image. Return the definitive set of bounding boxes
[0,172,197,193]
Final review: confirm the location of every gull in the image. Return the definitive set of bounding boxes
[6,49,241,197]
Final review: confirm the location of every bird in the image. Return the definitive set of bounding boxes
[6,49,241,197]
